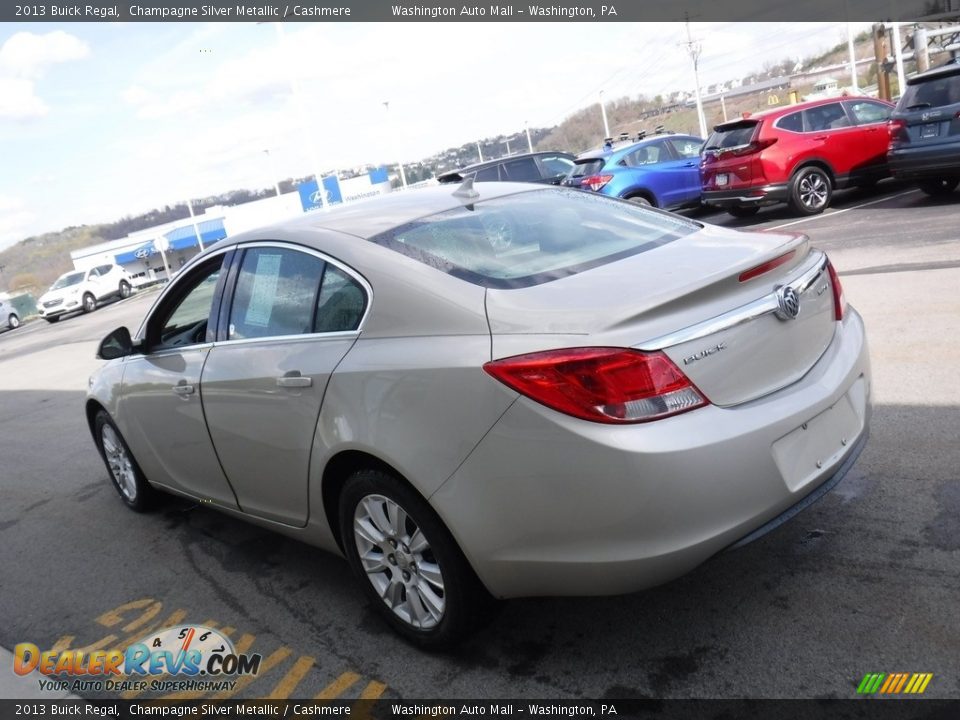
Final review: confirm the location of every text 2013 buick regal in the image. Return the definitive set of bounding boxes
[86,183,870,647]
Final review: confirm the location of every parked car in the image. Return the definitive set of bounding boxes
[561,132,705,209]
[887,57,960,195]
[436,151,575,185]
[38,263,134,322]
[701,96,895,217]
[0,298,20,331]
[87,183,870,647]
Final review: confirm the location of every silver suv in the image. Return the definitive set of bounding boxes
[0,298,20,331]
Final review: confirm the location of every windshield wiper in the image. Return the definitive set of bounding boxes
[905,103,931,110]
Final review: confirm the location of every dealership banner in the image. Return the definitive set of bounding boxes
[2,0,949,23]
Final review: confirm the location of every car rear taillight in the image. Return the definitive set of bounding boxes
[826,258,846,321]
[581,174,614,192]
[729,138,777,157]
[888,118,908,141]
[739,250,797,282]
[483,348,708,424]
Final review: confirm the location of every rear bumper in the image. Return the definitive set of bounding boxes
[431,309,871,598]
[702,184,789,207]
[888,143,960,180]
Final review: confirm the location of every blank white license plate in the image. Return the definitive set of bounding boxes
[715,173,729,186]
[920,123,939,138]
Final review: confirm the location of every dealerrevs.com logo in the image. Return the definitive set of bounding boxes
[13,625,262,694]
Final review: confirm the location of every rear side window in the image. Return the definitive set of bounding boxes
[776,111,804,132]
[501,157,540,181]
[569,158,605,177]
[705,121,758,150]
[369,188,699,289]
[624,141,668,166]
[900,74,960,110]
[668,137,703,158]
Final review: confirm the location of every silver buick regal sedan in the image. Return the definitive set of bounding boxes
[87,183,870,647]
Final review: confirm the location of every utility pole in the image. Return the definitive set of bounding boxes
[263,149,282,197]
[847,22,860,92]
[891,21,906,97]
[525,120,533,152]
[681,17,708,139]
[382,101,408,189]
[914,26,930,72]
[873,23,892,101]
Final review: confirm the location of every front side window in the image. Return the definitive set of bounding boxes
[625,141,667,166]
[150,256,225,349]
[473,166,500,182]
[228,248,325,340]
[52,272,84,290]
[370,188,698,289]
[539,155,574,176]
[847,100,891,125]
[95,264,114,275]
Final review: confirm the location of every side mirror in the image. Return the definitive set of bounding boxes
[97,326,136,360]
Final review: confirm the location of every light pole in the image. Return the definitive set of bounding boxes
[599,90,610,138]
[263,149,282,197]
[683,19,708,139]
[185,198,204,251]
[846,22,860,92]
[476,141,484,162]
[524,120,533,152]
[383,101,408,189]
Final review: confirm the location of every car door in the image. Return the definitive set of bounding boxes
[624,139,686,207]
[666,136,705,203]
[119,249,240,508]
[800,101,865,181]
[200,243,369,527]
[844,99,894,180]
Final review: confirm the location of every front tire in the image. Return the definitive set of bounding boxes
[83,293,97,313]
[789,166,832,215]
[339,469,489,648]
[119,280,132,299]
[94,411,154,512]
[7,314,19,330]
[918,178,959,196]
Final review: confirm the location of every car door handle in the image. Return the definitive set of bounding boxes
[172,382,195,396]
[813,135,828,141]
[277,371,312,388]
[683,161,697,167]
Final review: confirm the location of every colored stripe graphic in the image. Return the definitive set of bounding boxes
[857,672,933,694]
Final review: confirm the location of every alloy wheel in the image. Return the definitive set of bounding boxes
[101,425,138,502]
[8,315,19,329]
[353,494,446,630]
[798,172,829,211]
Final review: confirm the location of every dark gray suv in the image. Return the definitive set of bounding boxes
[888,58,960,196]
[437,151,575,185]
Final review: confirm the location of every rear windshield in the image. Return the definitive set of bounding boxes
[704,121,758,151]
[569,158,606,177]
[369,188,698,289]
[900,72,960,110]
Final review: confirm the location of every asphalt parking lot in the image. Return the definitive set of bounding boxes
[1,180,958,700]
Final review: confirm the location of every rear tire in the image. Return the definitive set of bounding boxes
[83,293,97,313]
[119,280,132,299]
[94,411,155,512]
[339,469,490,648]
[7,314,19,330]
[918,178,959,196]
[789,166,833,215]
[625,194,653,207]
[45,316,59,324]
[727,205,760,218]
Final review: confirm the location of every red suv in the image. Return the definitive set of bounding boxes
[701,96,894,217]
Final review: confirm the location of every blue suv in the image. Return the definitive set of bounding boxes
[562,132,704,209]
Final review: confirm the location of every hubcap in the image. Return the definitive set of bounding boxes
[799,172,828,209]
[101,425,137,502]
[353,494,445,630]
[85,296,95,311]
[9,316,18,328]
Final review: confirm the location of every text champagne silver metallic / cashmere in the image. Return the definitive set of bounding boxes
[86,183,870,646]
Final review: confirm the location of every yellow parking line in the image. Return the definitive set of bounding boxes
[315,672,361,699]
[266,655,315,699]
[97,599,156,628]
[162,632,255,701]
[211,645,293,699]
[359,681,387,700]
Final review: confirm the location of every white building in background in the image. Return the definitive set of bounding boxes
[70,170,394,283]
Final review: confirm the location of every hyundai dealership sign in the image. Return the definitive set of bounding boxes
[298,170,392,212]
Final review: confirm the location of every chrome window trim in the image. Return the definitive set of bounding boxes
[220,240,373,344]
[213,330,360,350]
[131,342,214,361]
[636,252,828,351]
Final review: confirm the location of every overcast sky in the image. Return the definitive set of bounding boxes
[0,21,872,249]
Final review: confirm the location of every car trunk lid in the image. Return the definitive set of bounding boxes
[486,225,838,407]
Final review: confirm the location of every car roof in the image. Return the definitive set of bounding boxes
[907,58,960,85]
[206,182,544,249]
[575,133,700,162]
[437,151,574,181]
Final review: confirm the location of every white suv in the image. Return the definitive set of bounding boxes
[38,264,134,323]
